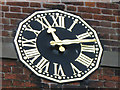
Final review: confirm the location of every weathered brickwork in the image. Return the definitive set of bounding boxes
[0,0,120,89]
[1,59,120,89]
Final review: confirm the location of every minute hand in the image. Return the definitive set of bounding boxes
[50,39,96,46]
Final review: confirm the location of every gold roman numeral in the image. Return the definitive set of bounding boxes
[23,48,40,63]
[75,53,93,67]
[76,31,91,40]
[36,57,50,73]
[68,19,78,32]
[22,36,36,47]
[53,63,66,77]
[81,44,95,53]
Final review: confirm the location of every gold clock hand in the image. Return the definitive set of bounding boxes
[47,28,65,52]
[47,28,61,42]
[50,39,96,46]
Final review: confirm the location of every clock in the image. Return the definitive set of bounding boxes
[14,10,103,83]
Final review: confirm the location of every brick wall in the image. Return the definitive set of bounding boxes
[1,0,120,89]
[1,58,120,89]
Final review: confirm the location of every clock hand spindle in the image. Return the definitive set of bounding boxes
[47,28,65,52]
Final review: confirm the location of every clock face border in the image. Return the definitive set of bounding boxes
[14,9,103,83]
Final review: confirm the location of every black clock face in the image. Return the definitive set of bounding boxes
[14,10,103,83]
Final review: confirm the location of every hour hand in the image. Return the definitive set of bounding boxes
[50,39,96,46]
[47,28,61,42]
[47,28,65,52]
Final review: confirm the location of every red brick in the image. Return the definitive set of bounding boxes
[6,2,29,7]
[96,2,119,9]
[43,3,65,10]
[94,15,115,21]
[10,7,21,12]
[78,7,100,14]
[99,33,109,39]
[0,60,2,65]
[2,80,12,86]
[23,67,32,75]
[75,13,82,17]
[2,31,9,36]
[12,67,23,74]
[94,68,103,75]
[2,66,11,73]
[63,2,84,6]
[5,73,16,79]
[104,81,116,88]
[113,10,120,15]
[2,6,9,11]
[16,61,24,67]
[67,5,76,11]
[81,13,92,19]
[0,25,3,31]
[99,75,119,82]
[42,79,52,83]
[101,9,112,15]
[100,21,111,27]
[85,2,95,7]
[2,12,4,17]
[1,73,5,78]
[103,68,115,76]
[87,20,100,26]
[112,23,120,28]
[13,80,24,87]
[88,81,104,88]
[2,60,16,66]
[1,1,5,5]
[110,35,119,40]
[116,82,120,88]
[4,25,16,30]
[5,73,29,80]
[116,29,120,34]
[94,27,116,34]
[30,2,41,7]
[17,74,29,80]
[24,82,37,87]
[2,18,9,24]
[88,74,98,80]
[11,19,21,25]
[68,82,80,85]
[5,13,28,19]
[116,17,120,22]
[22,8,35,13]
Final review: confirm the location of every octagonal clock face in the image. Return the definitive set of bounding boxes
[14,10,103,83]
